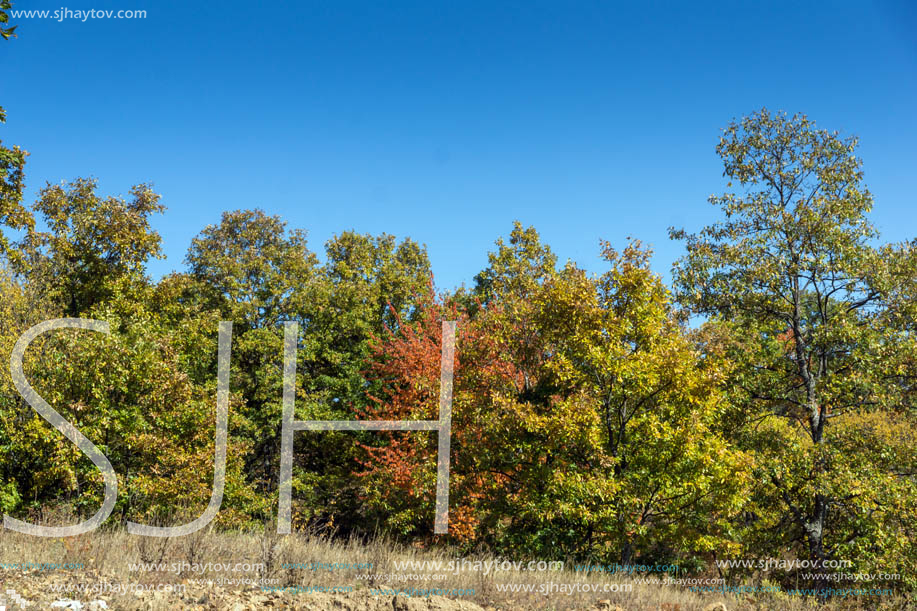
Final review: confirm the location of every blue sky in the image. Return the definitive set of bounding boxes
[2,0,916,290]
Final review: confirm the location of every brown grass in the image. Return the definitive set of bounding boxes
[0,526,910,610]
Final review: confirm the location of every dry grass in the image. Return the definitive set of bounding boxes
[0,526,910,610]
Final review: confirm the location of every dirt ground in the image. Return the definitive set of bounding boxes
[0,570,709,611]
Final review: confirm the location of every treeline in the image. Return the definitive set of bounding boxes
[2,108,917,595]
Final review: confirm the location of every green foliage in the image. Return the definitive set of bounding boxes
[534,242,750,562]
[0,109,32,267]
[0,479,18,513]
[360,229,748,566]
[187,209,318,330]
[17,179,165,315]
[289,230,432,530]
[0,0,16,40]
[671,109,917,590]
[0,270,266,528]
[185,212,432,530]
[0,104,914,601]
[473,220,557,304]
[0,1,27,259]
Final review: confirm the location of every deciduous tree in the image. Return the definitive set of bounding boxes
[671,109,917,591]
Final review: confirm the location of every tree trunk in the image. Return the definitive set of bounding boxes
[793,290,831,599]
[620,539,634,567]
[805,493,829,597]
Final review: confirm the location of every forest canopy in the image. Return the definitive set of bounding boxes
[1,107,915,597]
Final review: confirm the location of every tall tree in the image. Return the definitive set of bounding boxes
[17,178,164,315]
[536,242,749,564]
[671,109,917,592]
[186,209,319,509]
[187,209,318,330]
[0,276,263,527]
[186,215,434,531]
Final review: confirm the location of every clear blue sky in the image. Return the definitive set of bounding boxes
[3,0,916,290]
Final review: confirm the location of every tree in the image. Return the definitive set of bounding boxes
[186,214,434,532]
[671,109,917,592]
[187,209,318,330]
[0,268,264,528]
[17,178,165,316]
[361,227,748,566]
[0,107,32,266]
[357,289,478,540]
[472,220,557,305]
[287,230,432,531]
[186,209,319,510]
[0,265,52,516]
[535,242,749,564]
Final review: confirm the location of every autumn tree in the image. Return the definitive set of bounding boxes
[533,242,749,564]
[287,231,432,531]
[306,230,432,414]
[472,220,557,305]
[16,179,165,316]
[0,288,261,527]
[357,289,479,539]
[2,199,264,528]
[187,209,318,331]
[671,109,917,592]
[0,266,51,514]
[362,226,748,565]
[359,223,561,546]
[186,214,433,530]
